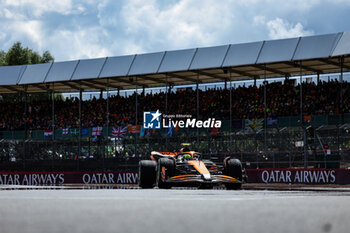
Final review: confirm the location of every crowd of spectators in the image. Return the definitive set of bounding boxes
[0,80,349,131]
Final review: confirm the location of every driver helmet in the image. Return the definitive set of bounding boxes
[183,154,192,160]
[180,147,190,152]
[180,143,191,152]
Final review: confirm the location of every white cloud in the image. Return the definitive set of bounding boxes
[266,18,314,39]
[0,8,25,20]
[119,40,146,55]
[97,0,118,28]
[1,0,350,61]
[0,19,45,51]
[0,32,5,41]
[120,0,235,50]
[47,28,110,61]
[253,16,266,26]
[14,20,44,48]
[2,0,74,17]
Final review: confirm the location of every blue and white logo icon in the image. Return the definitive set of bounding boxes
[143,110,162,129]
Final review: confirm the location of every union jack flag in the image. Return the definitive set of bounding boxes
[112,126,127,138]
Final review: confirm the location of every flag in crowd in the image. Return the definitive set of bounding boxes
[112,126,127,138]
[92,127,102,136]
[70,128,79,135]
[128,125,141,134]
[81,128,88,136]
[140,125,154,137]
[304,115,312,122]
[166,125,174,137]
[62,128,69,135]
[140,125,145,137]
[69,128,88,136]
[44,129,53,138]
[245,119,263,132]
[210,128,219,135]
[267,117,278,125]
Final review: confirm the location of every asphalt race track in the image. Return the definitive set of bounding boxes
[0,187,350,233]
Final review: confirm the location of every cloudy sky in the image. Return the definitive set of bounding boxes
[0,0,349,61]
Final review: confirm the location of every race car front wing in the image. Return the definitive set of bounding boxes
[166,174,242,185]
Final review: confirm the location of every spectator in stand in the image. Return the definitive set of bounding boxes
[0,80,348,131]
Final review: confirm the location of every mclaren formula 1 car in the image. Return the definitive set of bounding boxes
[138,151,246,189]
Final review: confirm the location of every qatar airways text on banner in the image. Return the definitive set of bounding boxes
[0,171,138,185]
[245,169,350,185]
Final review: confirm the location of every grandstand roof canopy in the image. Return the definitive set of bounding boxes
[0,31,350,93]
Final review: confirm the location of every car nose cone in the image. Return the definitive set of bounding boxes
[202,174,212,180]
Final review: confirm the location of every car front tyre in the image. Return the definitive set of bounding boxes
[138,160,157,188]
[224,158,243,190]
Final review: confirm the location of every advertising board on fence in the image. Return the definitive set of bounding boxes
[246,169,350,185]
[1,169,350,185]
[0,171,138,185]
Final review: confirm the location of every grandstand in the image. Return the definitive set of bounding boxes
[0,31,350,171]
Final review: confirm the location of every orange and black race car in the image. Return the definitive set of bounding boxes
[138,150,246,189]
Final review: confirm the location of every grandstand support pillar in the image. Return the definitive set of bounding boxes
[24,86,28,141]
[23,85,28,170]
[229,71,232,153]
[196,73,199,151]
[233,83,238,155]
[166,74,168,151]
[78,87,82,170]
[105,78,110,170]
[255,130,258,169]
[51,83,55,140]
[51,83,55,170]
[135,76,138,125]
[300,61,307,168]
[135,76,138,158]
[340,56,344,124]
[264,64,269,167]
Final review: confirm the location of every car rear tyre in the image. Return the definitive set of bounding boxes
[138,160,157,188]
[224,158,243,190]
[157,158,175,189]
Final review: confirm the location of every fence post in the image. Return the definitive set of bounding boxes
[51,83,55,170]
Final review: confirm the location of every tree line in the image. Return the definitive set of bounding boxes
[0,42,56,101]
[0,42,54,66]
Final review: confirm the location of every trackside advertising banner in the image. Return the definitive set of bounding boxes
[246,169,350,185]
[1,169,350,185]
[0,171,138,185]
